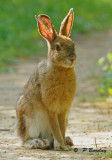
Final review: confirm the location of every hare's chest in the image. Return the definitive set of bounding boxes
[41,71,76,112]
[57,77,76,107]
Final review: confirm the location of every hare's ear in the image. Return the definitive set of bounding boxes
[59,8,74,37]
[35,14,57,42]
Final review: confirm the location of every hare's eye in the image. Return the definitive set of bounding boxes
[56,45,61,51]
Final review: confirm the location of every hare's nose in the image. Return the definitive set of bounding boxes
[68,52,75,58]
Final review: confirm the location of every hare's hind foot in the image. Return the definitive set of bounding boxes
[25,138,51,150]
[65,136,74,146]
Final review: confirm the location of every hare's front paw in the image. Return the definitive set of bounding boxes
[54,144,72,151]
[29,138,51,150]
[65,136,74,146]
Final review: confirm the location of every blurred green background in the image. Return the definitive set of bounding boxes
[0,0,112,71]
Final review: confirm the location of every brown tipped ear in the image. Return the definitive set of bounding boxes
[35,14,57,42]
[59,8,74,37]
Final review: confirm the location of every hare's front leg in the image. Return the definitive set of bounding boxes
[48,113,70,151]
[58,112,67,142]
[58,112,74,148]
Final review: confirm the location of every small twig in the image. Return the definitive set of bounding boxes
[0,129,10,131]
[95,137,98,148]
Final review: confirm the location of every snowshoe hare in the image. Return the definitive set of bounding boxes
[16,8,77,151]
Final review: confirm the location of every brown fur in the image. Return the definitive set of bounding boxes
[16,8,77,151]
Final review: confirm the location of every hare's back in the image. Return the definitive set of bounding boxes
[23,60,48,104]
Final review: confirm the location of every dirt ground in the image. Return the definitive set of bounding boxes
[0,30,112,160]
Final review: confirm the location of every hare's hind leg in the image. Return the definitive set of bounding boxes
[23,110,53,149]
[16,96,53,149]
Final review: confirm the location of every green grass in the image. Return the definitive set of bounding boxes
[0,0,112,71]
[96,53,112,98]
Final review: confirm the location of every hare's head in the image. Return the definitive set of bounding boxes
[35,8,76,68]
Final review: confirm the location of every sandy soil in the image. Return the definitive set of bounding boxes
[0,30,112,160]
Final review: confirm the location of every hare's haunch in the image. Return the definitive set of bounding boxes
[16,8,77,151]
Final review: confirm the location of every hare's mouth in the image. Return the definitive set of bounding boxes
[68,58,75,66]
[69,58,74,63]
